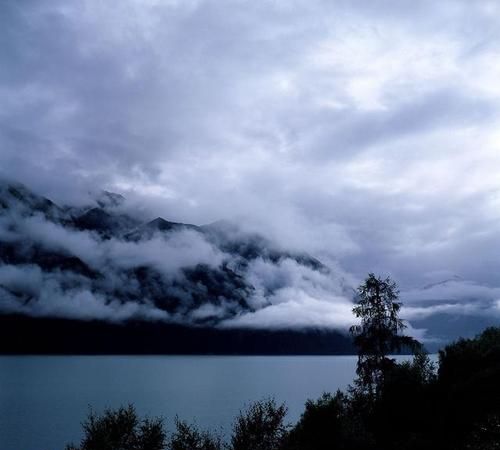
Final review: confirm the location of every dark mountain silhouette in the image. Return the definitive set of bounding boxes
[125,217,199,241]
[96,190,126,209]
[73,207,141,237]
[422,275,464,290]
[0,182,64,220]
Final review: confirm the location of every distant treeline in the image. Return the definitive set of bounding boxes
[0,314,355,355]
[66,326,500,450]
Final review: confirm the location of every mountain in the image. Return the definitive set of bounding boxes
[125,217,199,241]
[401,276,500,348]
[73,207,141,238]
[0,182,64,220]
[0,181,353,354]
[421,275,464,290]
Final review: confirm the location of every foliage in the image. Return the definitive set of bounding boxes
[369,352,437,449]
[230,398,289,450]
[169,418,222,450]
[286,391,375,450]
[464,413,500,450]
[350,273,422,396]
[66,400,289,450]
[437,327,500,448]
[66,404,166,450]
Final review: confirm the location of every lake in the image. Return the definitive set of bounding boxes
[0,355,433,450]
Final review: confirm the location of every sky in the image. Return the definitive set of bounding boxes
[1,0,500,337]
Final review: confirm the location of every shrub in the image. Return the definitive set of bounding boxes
[286,391,375,450]
[169,418,222,450]
[66,404,166,450]
[230,398,288,450]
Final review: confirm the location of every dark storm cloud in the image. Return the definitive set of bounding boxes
[1,0,500,334]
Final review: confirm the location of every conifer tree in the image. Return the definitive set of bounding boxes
[350,273,421,397]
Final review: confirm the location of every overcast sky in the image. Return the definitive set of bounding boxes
[2,0,500,290]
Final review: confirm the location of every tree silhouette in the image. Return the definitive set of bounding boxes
[350,273,421,397]
[65,404,166,450]
[230,399,289,450]
[169,418,222,450]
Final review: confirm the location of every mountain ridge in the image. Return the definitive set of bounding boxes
[0,181,356,355]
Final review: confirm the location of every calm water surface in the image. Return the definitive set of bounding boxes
[0,355,430,450]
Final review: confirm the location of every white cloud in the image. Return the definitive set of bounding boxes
[221,257,355,329]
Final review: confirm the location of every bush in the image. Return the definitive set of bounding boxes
[230,398,288,450]
[169,418,222,450]
[66,404,166,450]
[464,413,500,450]
[437,327,500,447]
[286,391,375,450]
[67,400,289,450]
[370,353,438,449]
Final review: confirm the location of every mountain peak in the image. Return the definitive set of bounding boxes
[96,191,125,209]
[124,217,199,241]
[0,181,63,219]
[422,275,464,290]
[147,217,198,231]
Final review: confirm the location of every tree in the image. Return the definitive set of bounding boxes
[285,391,375,450]
[437,327,500,448]
[65,405,166,450]
[350,273,421,397]
[169,418,222,450]
[230,399,289,450]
